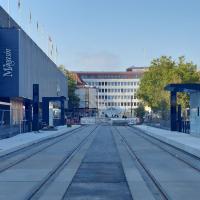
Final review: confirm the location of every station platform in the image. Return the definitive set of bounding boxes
[0,125,80,157]
[135,125,200,158]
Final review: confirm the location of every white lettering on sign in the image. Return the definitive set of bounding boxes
[2,48,15,77]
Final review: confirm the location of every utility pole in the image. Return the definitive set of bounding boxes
[131,95,133,117]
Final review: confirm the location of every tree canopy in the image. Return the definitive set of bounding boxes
[58,65,80,109]
[134,104,145,120]
[137,56,200,113]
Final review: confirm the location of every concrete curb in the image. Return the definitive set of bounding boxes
[133,126,200,159]
[0,126,81,157]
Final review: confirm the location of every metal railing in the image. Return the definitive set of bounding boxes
[0,109,30,139]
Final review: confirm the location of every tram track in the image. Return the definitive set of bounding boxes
[113,125,200,200]
[0,125,84,160]
[0,125,90,175]
[25,125,99,200]
[127,126,200,173]
[113,126,170,200]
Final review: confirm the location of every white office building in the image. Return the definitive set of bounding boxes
[76,66,146,117]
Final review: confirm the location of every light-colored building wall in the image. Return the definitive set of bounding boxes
[190,92,200,136]
[75,86,97,109]
[76,67,146,117]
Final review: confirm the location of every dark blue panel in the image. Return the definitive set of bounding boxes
[0,28,19,97]
[32,84,39,131]
[165,83,200,93]
[170,91,177,131]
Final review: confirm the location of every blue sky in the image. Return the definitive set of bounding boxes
[1,0,200,71]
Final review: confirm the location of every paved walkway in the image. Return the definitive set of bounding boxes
[135,125,200,158]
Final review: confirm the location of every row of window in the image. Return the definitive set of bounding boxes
[87,81,139,87]
[98,102,139,107]
[81,74,140,79]
[98,88,137,93]
[98,95,137,100]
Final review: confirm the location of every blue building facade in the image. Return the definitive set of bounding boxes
[0,6,68,137]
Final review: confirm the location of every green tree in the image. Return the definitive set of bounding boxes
[134,104,145,121]
[58,65,80,109]
[137,56,199,115]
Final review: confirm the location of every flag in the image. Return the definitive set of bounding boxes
[37,21,39,31]
[49,36,52,43]
[18,0,21,10]
[29,10,32,23]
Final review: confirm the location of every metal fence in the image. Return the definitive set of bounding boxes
[0,109,31,139]
[144,110,190,133]
[144,111,171,130]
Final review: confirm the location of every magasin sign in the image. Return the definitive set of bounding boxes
[0,28,19,97]
[2,48,15,77]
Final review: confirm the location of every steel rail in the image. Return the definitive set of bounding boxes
[0,125,90,174]
[0,125,85,159]
[127,126,200,173]
[25,125,99,200]
[113,127,170,200]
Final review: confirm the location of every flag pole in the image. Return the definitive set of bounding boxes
[7,0,10,27]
